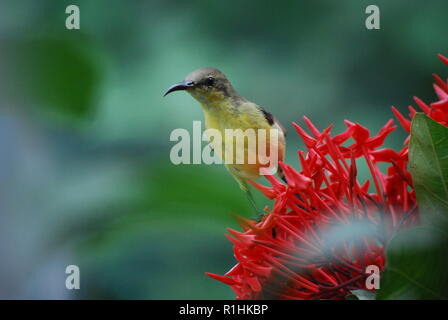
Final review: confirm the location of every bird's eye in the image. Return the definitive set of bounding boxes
[205,77,215,86]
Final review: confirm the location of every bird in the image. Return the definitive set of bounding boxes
[164,67,286,215]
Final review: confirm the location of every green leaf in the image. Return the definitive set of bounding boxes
[378,113,448,299]
[409,113,448,225]
[377,226,448,300]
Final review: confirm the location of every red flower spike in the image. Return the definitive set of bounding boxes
[365,120,396,150]
[361,180,370,193]
[391,106,411,132]
[259,168,286,193]
[431,100,448,113]
[430,109,448,123]
[208,54,448,300]
[293,122,316,148]
[303,116,322,137]
[249,180,277,199]
[279,162,312,191]
[206,272,238,286]
[345,120,370,142]
[413,96,431,113]
[332,125,356,145]
[432,73,448,93]
[370,148,401,162]
[434,84,448,101]
[408,105,417,118]
[439,54,448,65]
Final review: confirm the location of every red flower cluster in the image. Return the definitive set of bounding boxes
[207,54,447,300]
[392,54,448,131]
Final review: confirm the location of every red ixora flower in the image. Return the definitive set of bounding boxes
[206,54,447,300]
[392,54,448,132]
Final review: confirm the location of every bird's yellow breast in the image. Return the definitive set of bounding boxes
[200,100,284,180]
[202,100,269,131]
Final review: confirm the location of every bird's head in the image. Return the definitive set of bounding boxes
[164,67,237,104]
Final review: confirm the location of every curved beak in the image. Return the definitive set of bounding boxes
[163,80,195,97]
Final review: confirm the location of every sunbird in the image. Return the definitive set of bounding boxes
[164,67,286,214]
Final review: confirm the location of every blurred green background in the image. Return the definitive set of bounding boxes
[0,0,446,299]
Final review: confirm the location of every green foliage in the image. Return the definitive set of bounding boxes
[378,113,448,299]
[18,36,102,122]
[44,163,257,299]
[377,227,448,299]
[409,113,448,225]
